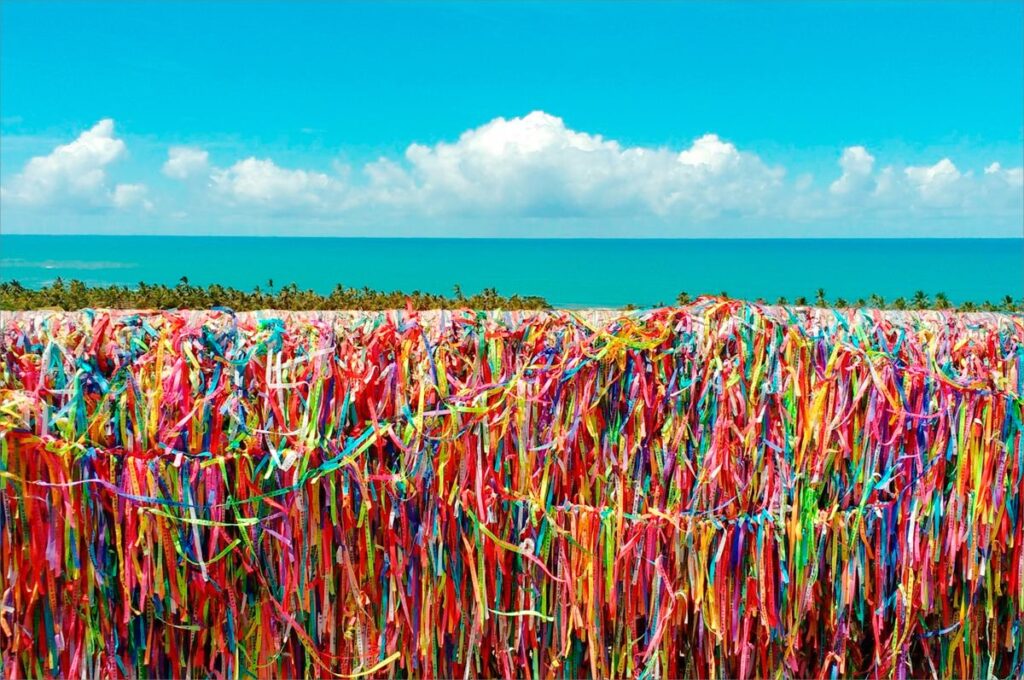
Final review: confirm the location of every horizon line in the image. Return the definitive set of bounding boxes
[2,232,1022,241]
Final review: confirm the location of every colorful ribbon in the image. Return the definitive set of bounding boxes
[0,301,1021,678]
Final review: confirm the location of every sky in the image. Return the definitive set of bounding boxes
[1,1,1022,237]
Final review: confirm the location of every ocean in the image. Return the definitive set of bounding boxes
[1,235,1021,308]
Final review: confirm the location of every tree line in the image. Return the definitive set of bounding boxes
[0,279,1020,312]
[0,279,549,311]
[672,288,1022,312]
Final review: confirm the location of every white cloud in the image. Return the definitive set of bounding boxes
[975,161,1024,217]
[1,119,139,208]
[163,146,209,180]
[822,146,1022,222]
[168,114,1023,234]
[829,146,875,195]
[209,157,345,210]
[677,133,742,171]
[112,183,153,211]
[984,162,1024,186]
[904,158,962,204]
[364,111,784,219]
[3,111,1021,235]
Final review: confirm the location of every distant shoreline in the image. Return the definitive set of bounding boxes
[2,279,1022,313]
[4,233,1024,240]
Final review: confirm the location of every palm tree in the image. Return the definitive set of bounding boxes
[814,288,827,307]
[1,279,556,311]
[15,279,1016,314]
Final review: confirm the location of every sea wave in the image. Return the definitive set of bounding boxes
[0,257,138,270]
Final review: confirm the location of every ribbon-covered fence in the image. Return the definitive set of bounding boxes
[1,301,1021,678]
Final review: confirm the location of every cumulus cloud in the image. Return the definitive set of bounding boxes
[903,158,962,205]
[976,162,1024,216]
[830,146,875,195]
[1,119,146,209]
[984,162,1024,186]
[134,112,1021,233]
[820,144,1022,224]
[162,146,209,180]
[677,133,743,171]
[363,111,784,219]
[112,183,153,211]
[210,157,346,211]
[3,111,1021,234]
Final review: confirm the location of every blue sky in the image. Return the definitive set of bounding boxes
[1,1,1021,237]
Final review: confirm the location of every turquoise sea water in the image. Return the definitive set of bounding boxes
[1,235,1021,308]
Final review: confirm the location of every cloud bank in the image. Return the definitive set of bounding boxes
[3,112,1021,235]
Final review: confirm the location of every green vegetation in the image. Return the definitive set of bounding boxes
[0,279,550,311]
[675,289,1022,312]
[1,280,1021,312]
